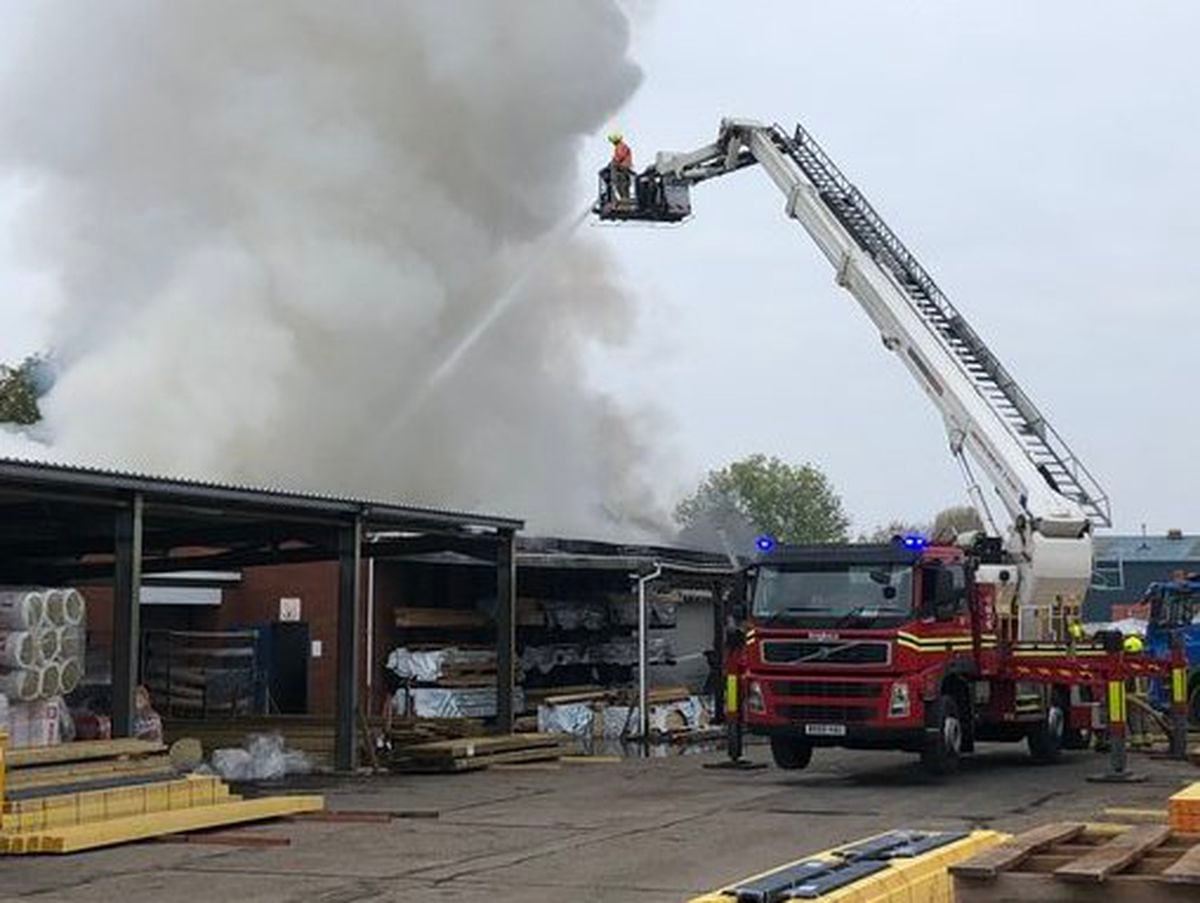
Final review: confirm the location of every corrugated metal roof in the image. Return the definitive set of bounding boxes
[0,455,523,531]
[1093,534,1200,562]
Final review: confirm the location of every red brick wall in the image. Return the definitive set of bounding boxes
[77,561,345,715]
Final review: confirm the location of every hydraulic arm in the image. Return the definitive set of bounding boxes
[597,119,1110,611]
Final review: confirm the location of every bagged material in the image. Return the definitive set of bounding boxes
[0,590,43,631]
[58,626,85,660]
[0,631,37,669]
[38,661,62,697]
[133,684,163,743]
[7,699,61,748]
[60,589,86,627]
[391,686,525,719]
[210,732,312,781]
[58,657,82,695]
[34,628,59,663]
[385,646,495,683]
[0,667,41,701]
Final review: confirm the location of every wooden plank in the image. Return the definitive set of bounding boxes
[3,776,229,831]
[1162,843,1200,885]
[955,870,1200,903]
[1055,824,1172,883]
[951,823,1086,879]
[1104,807,1170,825]
[393,607,490,629]
[6,739,165,769]
[154,831,290,848]
[401,733,564,757]
[6,755,175,794]
[0,795,325,854]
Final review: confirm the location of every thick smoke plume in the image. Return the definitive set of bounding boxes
[0,1,671,536]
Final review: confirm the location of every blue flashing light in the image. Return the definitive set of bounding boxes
[755,534,776,553]
[900,534,927,551]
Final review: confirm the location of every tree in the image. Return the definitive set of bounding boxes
[675,454,850,547]
[931,504,984,541]
[0,356,44,426]
[857,519,929,544]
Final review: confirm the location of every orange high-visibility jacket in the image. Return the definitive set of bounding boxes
[612,141,632,169]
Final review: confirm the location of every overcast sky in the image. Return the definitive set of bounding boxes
[584,0,1199,536]
[1,1,1196,538]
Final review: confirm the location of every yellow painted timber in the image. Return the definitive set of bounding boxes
[6,739,164,770]
[3,776,232,832]
[0,794,324,854]
[689,830,1008,903]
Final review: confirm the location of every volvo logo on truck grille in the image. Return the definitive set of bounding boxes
[762,640,890,666]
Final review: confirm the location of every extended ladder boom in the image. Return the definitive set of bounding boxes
[602,118,1110,609]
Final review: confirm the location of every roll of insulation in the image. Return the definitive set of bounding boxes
[38,660,61,698]
[0,631,36,669]
[42,589,66,626]
[58,657,82,696]
[57,626,83,660]
[36,627,60,663]
[0,590,44,631]
[0,667,42,701]
[61,589,85,627]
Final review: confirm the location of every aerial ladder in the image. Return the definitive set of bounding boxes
[596,119,1112,625]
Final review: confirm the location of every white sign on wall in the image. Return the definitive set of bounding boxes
[310,640,323,659]
[279,597,301,622]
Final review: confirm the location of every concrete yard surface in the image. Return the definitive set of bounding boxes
[2,743,1196,902]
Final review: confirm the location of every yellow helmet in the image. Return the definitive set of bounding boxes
[1123,634,1145,654]
[608,132,623,144]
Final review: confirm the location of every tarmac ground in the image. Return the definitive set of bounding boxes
[2,740,1195,902]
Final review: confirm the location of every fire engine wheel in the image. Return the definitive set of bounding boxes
[1028,703,1065,764]
[921,695,963,776]
[769,736,814,770]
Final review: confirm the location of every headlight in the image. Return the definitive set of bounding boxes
[747,681,766,714]
[888,682,911,718]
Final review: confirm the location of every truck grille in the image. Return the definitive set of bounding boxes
[761,640,890,666]
[777,703,875,723]
[771,681,882,699]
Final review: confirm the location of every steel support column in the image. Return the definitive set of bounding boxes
[112,493,144,737]
[334,516,363,772]
[495,529,517,733]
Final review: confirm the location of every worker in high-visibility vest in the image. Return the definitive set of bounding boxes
[1122,633,1152,749]
[609,132,633,204]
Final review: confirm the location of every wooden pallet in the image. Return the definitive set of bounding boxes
[388,733,572,773]
[951,822,1200,900]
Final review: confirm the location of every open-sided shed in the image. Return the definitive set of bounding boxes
[0,457,522,769]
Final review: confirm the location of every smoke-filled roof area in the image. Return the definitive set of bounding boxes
[0,1,672,537]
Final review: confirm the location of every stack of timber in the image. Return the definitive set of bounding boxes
[388,733,573,773]
[393,607,490,630]
[383,717,484,749]
[950,821,1200,900]
[1169,782,1200,832]
[0,738,323,854]
[143,630,261,717]
[163,715,374,769]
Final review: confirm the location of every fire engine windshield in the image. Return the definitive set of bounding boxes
[752,563,914,627]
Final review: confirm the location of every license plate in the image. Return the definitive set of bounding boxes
[805,723,846,737]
